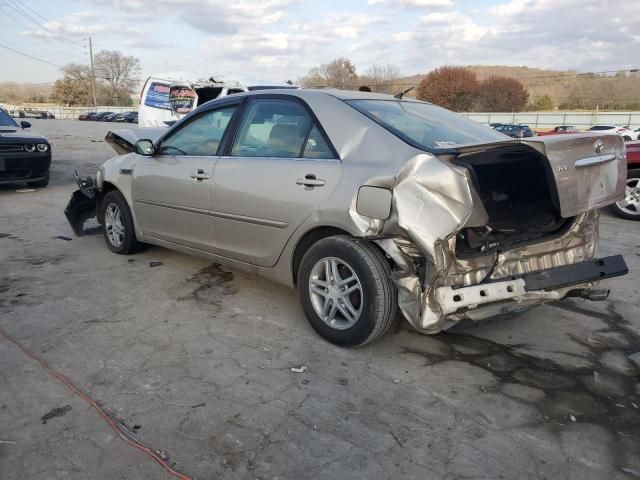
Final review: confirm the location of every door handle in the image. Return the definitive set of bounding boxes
[296,174,325,187]
[191,169,210,181]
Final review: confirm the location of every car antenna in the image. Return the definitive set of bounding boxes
[394,86,414,99]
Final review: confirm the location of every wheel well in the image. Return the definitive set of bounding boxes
[291,227,351,285]
[96,181,118,223]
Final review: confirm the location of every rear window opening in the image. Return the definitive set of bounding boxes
[455,145,573,256]
[195,86,224,106]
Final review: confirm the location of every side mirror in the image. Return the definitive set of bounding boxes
[20,121,31,129]
[135,139,155,156]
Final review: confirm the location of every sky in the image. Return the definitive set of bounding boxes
[1,0,639,88]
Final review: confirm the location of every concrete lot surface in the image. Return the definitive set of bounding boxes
[1,119,639,479]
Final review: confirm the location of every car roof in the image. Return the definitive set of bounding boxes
[224,87,428,104]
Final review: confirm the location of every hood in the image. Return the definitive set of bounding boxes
[0,128,48,142]
[105,128,166,155]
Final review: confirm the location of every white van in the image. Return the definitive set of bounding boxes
[138,75,247,127]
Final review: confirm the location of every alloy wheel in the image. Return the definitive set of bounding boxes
[104,203,125,247]
[308,257,363,330]
[616,177,640,217]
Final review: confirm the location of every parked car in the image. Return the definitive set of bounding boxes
[537,125,580,136]
[0,108,51,188]
[65,89,628,347]
[493,123,535,138]
[78,112,96,121]
[94,112,114,121]
[611,141,640,220]
[102,113,120,122]
[114,111,138,123]
[589,125,634,141]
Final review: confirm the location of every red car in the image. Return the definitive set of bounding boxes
[537,125,580,136]
[612,141,640,220]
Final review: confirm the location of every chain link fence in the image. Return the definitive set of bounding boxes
[3,102,640,128]
[2,104,137,119]
[462,111,640,129]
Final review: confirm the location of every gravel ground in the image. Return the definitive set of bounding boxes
[1,119,639,480]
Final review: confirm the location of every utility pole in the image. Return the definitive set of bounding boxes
[88,35,97,109]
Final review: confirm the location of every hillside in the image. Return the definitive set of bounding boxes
[398,66,640,110]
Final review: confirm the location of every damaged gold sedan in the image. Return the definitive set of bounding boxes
[65,89,629,346]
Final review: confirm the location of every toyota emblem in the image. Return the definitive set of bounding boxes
[593,139,605,154]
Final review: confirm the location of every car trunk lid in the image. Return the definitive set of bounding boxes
[454,133,626,218]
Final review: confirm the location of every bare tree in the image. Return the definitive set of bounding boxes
[94,50,141,104]
[51,64,93,106]
[300,57,357,88]
[362,64,401,93]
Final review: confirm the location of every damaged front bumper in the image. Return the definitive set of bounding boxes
[63,172,98,235]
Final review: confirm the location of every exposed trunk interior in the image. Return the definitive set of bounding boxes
[195,86,223,106]
[455,145,573,256]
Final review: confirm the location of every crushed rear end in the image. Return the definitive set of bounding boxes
[368,133,629,333]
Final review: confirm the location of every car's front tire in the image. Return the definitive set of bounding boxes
[298,236,397,347]
[611,169,640,220]
[100,190,144,253]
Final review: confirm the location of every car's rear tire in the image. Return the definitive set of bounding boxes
[611,169,640,220]
[28,172,49,188]
[298,236,397,347]
[100,190,144,254]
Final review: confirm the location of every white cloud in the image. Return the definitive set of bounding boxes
[5,0,640,85]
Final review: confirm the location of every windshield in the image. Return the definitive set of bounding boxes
[346,99,507,150]
[0,109,18,127]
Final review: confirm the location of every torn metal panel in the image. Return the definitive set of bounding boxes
[361,148,617,333]
[385,154,488,261]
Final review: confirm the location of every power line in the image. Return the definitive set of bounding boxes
[0,3,86,62]
[0,41,62,68]
[1,0,84,48]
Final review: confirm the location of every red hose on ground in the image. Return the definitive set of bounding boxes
[0,327,192,480]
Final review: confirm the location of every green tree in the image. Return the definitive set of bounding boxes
[534,94,555,110]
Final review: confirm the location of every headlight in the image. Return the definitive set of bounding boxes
[24,144,36,152]
[36,143,49,152]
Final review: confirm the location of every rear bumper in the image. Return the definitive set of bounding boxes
[0,152,51,183]
[436,255,628,317]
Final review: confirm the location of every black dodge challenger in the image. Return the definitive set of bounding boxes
[0,108,51,188]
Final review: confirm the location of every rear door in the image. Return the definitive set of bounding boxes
[131,102,240,251]
[210,96,341,267]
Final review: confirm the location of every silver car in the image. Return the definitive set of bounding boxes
[65,89,628,346]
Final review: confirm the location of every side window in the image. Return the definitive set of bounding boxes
[231,99,311,158]
[159,106,236,156]
[303,125,334,159]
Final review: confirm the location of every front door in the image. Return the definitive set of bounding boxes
[211,97,341,267]
[132,105,239,252]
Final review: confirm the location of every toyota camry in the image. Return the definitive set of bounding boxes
[65,89,628,346]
